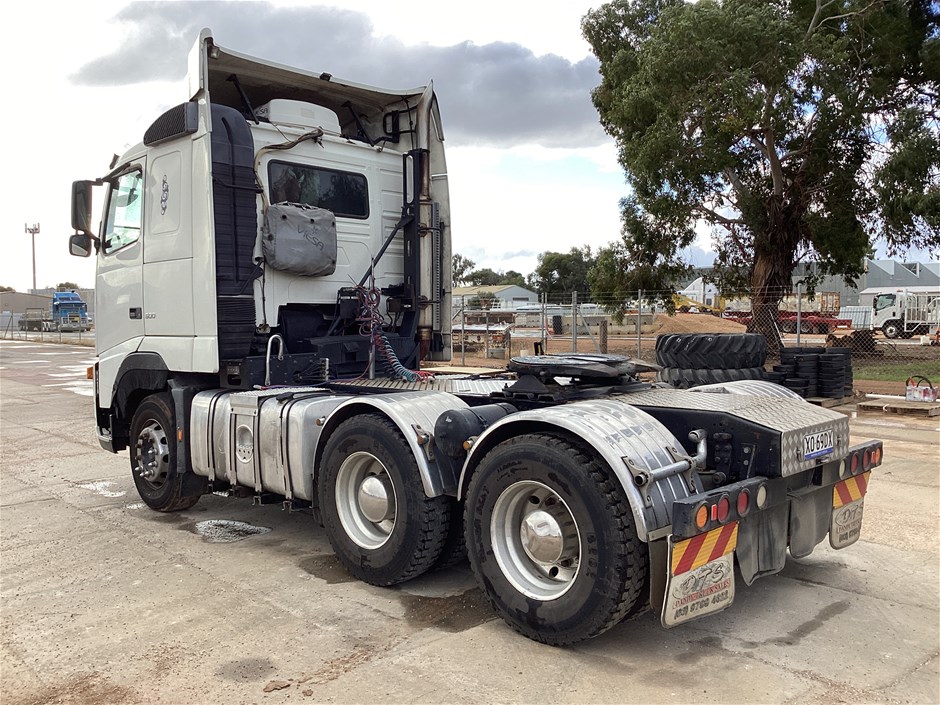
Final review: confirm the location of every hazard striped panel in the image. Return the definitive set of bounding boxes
[670,522,739,575]
[833,471,870,508]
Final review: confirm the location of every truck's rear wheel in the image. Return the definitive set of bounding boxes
[319,414,448,586]
[465,434,647,645]
[130,393,199,512]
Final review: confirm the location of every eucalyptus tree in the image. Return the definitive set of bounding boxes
[583,0,939,344]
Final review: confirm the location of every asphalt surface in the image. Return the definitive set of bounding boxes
[1,339,938,705]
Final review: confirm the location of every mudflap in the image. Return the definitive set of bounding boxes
[736,503,788,585]
[661,523,738,628]
[830,472,870,549]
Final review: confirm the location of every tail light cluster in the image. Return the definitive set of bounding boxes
[672,477,768,539]
[840,441,883,478]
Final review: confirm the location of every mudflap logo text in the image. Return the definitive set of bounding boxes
[664,554,735,627]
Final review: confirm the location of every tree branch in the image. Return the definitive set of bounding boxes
[694,205,745,226]
[805,0,840,41]
[814,0,886,35]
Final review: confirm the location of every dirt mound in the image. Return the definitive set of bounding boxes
[651,313,748,335]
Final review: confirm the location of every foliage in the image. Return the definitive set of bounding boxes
[56,282,81,291]
[582,0,940,332]
[0,285,14,293]
[452,254,476,286]
[453,255,529,288]
[467,291,498,310]
[526,246,596,295]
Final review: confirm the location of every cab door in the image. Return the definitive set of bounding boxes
[96,164,146,355]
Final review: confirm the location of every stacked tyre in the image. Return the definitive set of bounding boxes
[777,346,824,398]
[821,347,854,399]
[656,333,767,389]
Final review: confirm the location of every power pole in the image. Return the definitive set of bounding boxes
[25,223,40,292]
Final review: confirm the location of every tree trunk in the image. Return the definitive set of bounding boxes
[747,248,792,358]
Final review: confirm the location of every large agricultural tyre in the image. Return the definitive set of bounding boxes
[465,433,647,646]
[655,333,767,370]
[130,393,200,512]
[658,366,766,389]
[318,414,449,586]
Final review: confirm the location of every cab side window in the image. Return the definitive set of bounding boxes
[103,169,143,254]
[874,294,896,311]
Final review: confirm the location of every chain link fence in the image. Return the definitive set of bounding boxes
[452,288,940,397]
[1,313,94,347]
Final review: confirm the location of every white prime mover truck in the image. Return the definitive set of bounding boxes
[68,29,883,645]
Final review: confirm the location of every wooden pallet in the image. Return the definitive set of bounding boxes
[857,399,940,417]
[805,396,851,408]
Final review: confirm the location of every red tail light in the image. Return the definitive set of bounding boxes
[737,489,751,517]
[862,449,872,471]
[716,495,731,523]
[851,452,860,474]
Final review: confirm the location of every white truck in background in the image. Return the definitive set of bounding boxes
[870,290,940,338]
[67,29,884,645]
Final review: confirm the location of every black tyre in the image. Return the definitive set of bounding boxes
[882,320,902,339]
[655,333,767,370]
[658,366,766,389]
[465,434,647,646]
[318,414,448,586]
[130,393,200,512]
[780,320,797,334]
[433,498,469,570]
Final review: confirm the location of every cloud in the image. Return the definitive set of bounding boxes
[71,1,605,147]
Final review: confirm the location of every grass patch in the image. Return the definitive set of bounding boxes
[853,360,940,383]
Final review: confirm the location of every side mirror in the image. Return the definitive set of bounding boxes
[71,180,94,234]
[69,233,93,258]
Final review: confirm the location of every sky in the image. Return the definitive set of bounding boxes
[3,0,721,293]
[4,1,931,294]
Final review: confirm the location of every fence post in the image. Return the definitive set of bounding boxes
[600,319,608,354]
[485,309,490,359]
[637,289,643,358]
[541,292,547,352]
[571,291,578,353]
[460,295,466,366]
[796,283,803,347]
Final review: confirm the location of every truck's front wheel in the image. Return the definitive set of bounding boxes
[883,320,902,339]
[319,414,448,586]
[465,434,647,645]
[130,393,199,512]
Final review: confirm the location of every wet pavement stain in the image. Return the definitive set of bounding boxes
[677,635,725,663]
[136,510,187,524]
[215,657,276,682]
[297,555,356,584]
[768,600,851,646]
[184,519,272,543]
[397,588,495,633]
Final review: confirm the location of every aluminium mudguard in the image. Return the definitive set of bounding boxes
[689,379,803,399]
[317,391,470,497]
[457,399,703,542]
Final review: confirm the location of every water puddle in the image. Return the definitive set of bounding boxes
[77,480,125,498]
[189,519,272,543]
[297,555,356,584]
[397,588,494,633]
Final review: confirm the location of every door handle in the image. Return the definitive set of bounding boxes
[129,308,142,319]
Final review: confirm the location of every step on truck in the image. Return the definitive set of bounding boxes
[68,29,883,645]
